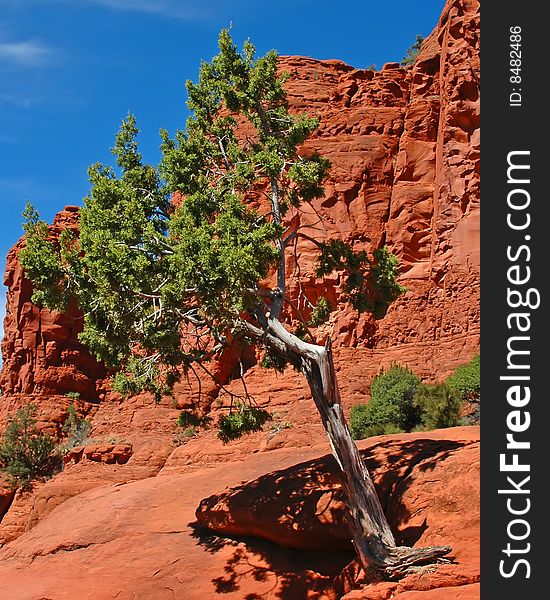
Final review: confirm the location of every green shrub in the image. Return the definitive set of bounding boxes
[218,403,272,443]
[176,410,211,429]
[308,297,332,327]
[350,364,421,440]
[413,383,463,430]
[259,349,288,373]
[0,404,57,488]
[62,403,92,449]
[349,402,405,439]
[65,391,81,400]
[446,355,480,401]
[369,364,421,430]
[401,35,425,66]
[350,359,478,440]
[460,406,480,426]
[173,426,198,446]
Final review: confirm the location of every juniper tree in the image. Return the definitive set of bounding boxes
[401,35,425,66]
[20,30,450,576]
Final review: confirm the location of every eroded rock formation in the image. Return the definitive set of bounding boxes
[0,207,106,403]
[0,0,479,424]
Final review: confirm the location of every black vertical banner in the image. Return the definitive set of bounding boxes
[483,2,547,598]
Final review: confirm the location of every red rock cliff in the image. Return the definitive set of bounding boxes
[0,207,106,402]
[0,0,479,420]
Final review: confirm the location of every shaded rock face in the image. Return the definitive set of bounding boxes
[195,427,479,563]
[0,0,479,419]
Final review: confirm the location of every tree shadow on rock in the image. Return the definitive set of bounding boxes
[190,436,471,595]
[190,523,353,599]
[362,437,467,546]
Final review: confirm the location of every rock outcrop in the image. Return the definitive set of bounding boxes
[0,206,107,403]
[196,427,479,557]
[0,427,479,600]
[0,0,479,419]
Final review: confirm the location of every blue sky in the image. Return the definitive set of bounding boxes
[0,0,445,335]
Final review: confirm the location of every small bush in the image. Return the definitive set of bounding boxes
[413,383,463,430]
[0,404,57,488]
[176,410,211,429]
[259,349,288,373]
[446,354,480,401]
[350,364,421,439]
[401,35,425,66]
[460,405,480,426]
[65,391,81,400]
[369,364,421,431]
[173,426,197,446]
[349,401,404,439]
[308,297,332,327]
[267,419,293,440]
[62,403,92,449]
[218,403,272,443]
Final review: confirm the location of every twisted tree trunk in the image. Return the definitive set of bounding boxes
[253,317,451,577]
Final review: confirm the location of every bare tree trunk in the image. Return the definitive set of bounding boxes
[301,338,451,576]
[252,317,451,577]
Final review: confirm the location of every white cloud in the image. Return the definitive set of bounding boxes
[92,0,206,16]
[2,0,213,20]
[0,39,54,67]
[86,0,212,19]
[9,0,213,19]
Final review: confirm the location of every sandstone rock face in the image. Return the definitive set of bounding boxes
[196,427,479,557]
[0,427,479,600]
[0,436,173,547]
[63,443,133,465]
[0,206,106,403]
[0,475,15,522]
[279,0,479,374]
[0,0,479,415]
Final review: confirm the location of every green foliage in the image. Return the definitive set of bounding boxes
[20,203,67,309]
[112,356,175,404]
[401,35,425,66]
[317,243,405,317]
[259,349,288,373]
[0,405,57,488]
[176,410,211,429]
[173,426,197,446]
[217,403,272,443]
[413,383,463,430]
[308,297,332,327]
[350,402,406,440]
[446,354,480,401]
[350,364,421,439]
[65,391,81,400]
[351,363,471,439]
[266,419,293,440]
[62,403,92,449]
[369,247,408,317]
[369,364,421,430]
[19,28,406,444]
